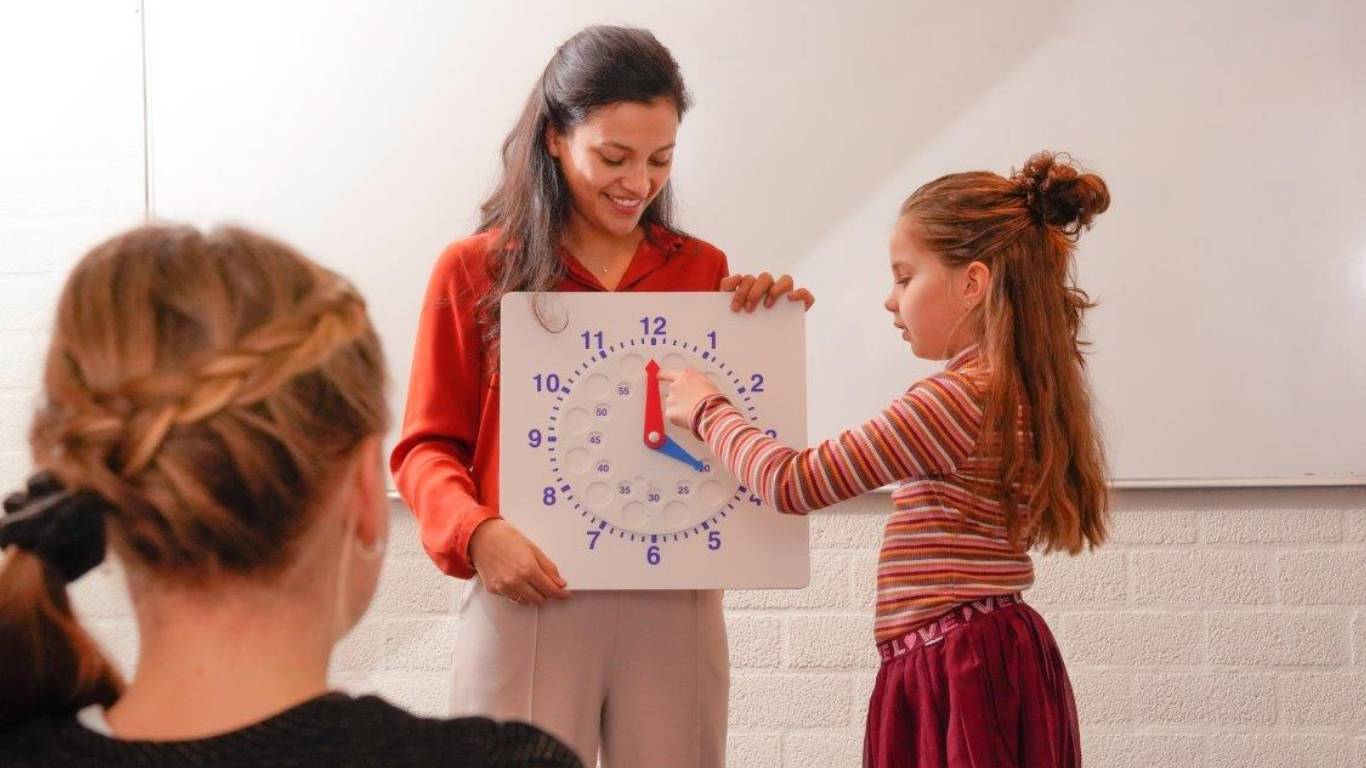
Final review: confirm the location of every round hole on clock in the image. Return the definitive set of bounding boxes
[619,354,646,381]
[699,480,727,507]
[622,501,648,528]
[663,501,690,528]
[583,373,611,399]
[585,482,612,510]
[565,408,592,434]
[565,448,591,474]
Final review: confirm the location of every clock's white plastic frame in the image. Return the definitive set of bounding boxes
[499,292,809,589]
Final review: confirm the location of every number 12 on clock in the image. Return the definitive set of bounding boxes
[499,292,808,590]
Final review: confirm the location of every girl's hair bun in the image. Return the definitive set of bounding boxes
[1013,151,1110,235]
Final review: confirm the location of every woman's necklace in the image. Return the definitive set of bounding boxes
[583,253,621,275]
[567,229,641,276]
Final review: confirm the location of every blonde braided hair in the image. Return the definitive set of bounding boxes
[28,224,388,572]
[3,223,388,727]
[119,282,368,473]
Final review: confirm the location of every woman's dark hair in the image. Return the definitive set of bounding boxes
[475,25,691,362]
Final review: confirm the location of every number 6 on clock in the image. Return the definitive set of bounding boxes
[500,292,809,590]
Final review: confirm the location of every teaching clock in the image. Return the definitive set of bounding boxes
[499,292,808,589]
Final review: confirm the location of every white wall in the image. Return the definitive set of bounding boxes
[141,0,1366,486]
[0,0,146,489]
[3,3,1365,767]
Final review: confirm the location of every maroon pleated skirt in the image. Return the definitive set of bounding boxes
[864,595,1081,768]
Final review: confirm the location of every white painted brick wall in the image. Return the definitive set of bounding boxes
[6,5,1366,766]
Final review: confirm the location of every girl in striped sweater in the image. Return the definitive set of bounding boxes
[659,151,1111,768]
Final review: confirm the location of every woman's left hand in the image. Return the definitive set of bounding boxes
[720,272,815,312]
[657,368,722,429]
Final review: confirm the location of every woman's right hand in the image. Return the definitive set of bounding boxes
[468,518,570,605]
[720,272,815,312]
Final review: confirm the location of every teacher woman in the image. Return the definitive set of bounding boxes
[390,25,811,768]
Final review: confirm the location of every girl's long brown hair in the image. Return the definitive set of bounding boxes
[903,151,1111,553]
[0,224,387,727]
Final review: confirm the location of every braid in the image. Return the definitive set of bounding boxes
[115,285,368,475]
[24,225,387,573]
[2,223,388,726]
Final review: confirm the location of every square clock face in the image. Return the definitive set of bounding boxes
[499,292,808,589]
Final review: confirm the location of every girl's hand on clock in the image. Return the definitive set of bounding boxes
[468,518,570,605]
[657,368,722,430]
[720,272,815,313]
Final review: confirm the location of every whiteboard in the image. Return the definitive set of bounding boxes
[144,0,1366,487]
[499,292,807,589]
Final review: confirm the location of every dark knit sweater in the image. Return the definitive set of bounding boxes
[0,692,583,768]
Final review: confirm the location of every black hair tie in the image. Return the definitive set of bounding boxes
[0,471,109,583]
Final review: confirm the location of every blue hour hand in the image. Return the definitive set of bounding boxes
[657,435,707,472]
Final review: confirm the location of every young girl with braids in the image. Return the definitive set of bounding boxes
[0,225,581,767]
[660,152,1112,767]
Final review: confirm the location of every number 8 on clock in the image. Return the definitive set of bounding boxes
[499,292,809,589]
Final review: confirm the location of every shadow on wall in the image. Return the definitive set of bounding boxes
[674,0,1073,273]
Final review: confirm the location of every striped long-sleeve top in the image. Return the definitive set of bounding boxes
[690,345,1034,644]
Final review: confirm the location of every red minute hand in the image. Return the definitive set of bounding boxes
[643,359,665,449]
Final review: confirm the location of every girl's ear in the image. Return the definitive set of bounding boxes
[963,261,991,308]
[345,435,387,549]
[545,125,563,159]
